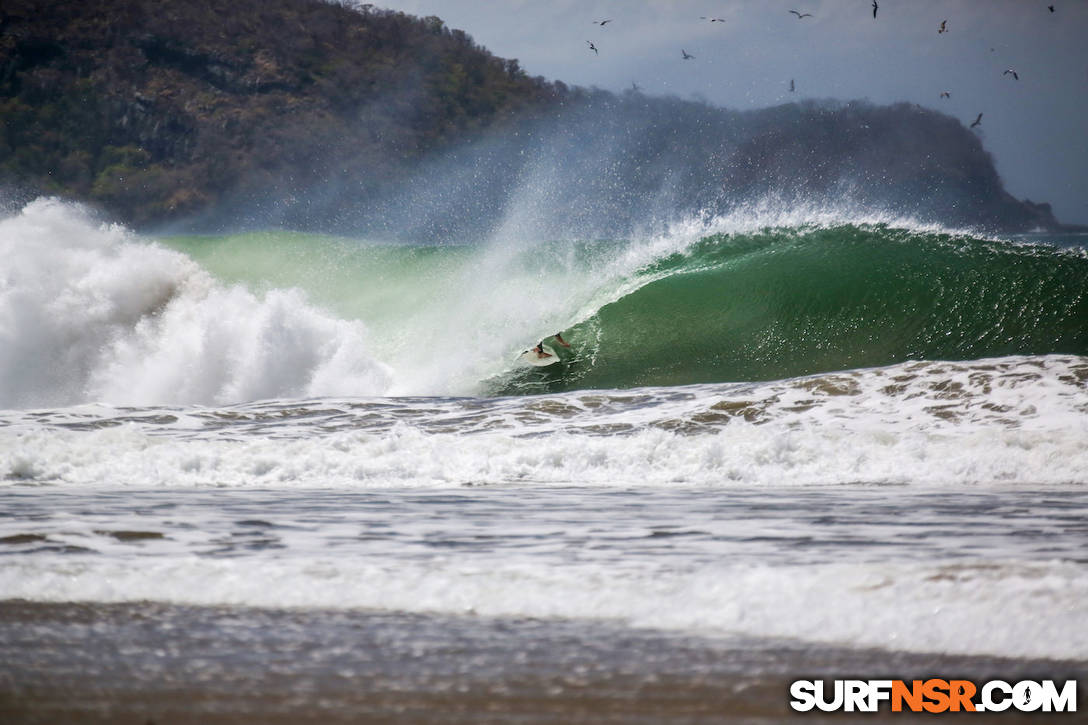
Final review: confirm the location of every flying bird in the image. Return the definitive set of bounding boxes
[940,91,951,99]
[1004,68,1019,80]
[593,19,612,26]
[700,16,726,23]
[872,1,878,19]
[587,41,598,55]
[681,49,695,60]
[789,10,813,19]
[631,81,641,92]
[970,113,983,128]
[938,20,947,34]
[1049,5,1055,12]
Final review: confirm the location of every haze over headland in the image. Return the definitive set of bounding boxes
[381,0,1088,226]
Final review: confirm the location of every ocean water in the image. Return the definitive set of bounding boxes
[1,197,1087,667]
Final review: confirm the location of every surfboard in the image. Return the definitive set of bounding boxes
[517,347,561,367]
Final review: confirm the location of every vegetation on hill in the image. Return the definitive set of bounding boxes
[0,0,569,225]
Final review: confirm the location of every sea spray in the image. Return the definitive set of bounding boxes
[0,199,392,407]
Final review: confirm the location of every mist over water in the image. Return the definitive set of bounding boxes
[189,95,1055,241]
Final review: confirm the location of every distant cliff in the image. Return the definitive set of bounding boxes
[0,0,1068,234]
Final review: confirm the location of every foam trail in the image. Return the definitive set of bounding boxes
[0,199,391,408]
[2,356,1086,488]
[1,554,1084,660]
[1,483,1085,660]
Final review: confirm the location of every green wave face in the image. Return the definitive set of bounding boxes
[499,225,1088,393]
[163,231,476,338]
[164,225,1087,396]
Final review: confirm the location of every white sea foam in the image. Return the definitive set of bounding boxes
[2,481,1085,660]
[0,198,392,407]
[2,417,1083,488]
[2,356,1085,488]
[1,547,1083,660]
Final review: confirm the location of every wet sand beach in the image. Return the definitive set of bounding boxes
[2,601,1083,724]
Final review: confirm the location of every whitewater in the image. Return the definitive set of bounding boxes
[1,197,1087,663]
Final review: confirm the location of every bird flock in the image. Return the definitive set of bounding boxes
[583,3,1061,133]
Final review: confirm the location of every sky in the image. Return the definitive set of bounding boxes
[371,0,1088,224]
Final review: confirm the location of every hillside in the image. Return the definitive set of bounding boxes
[0,0,1066,234]
[0,0,568,225]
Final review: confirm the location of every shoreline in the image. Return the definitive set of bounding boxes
[2,600,1083,724]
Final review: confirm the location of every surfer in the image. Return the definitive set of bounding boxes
[530,333,571,359]
[531,342,554,359]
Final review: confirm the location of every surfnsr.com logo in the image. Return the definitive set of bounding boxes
[789,679,1078,713]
